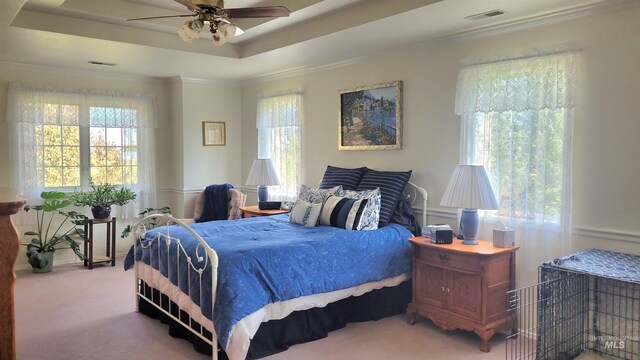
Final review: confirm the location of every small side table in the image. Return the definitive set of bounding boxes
[240,205,289,218]
[83,217,116,269]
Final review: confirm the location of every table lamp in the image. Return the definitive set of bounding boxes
[246,158,281,202]
[440,165,498,245]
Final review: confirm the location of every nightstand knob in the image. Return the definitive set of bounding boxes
[441,286,445,292]
[438,253,449,262]
[446,288,451,293]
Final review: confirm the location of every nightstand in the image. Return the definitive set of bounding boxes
[240,205,289,218]
[406,237,519,352]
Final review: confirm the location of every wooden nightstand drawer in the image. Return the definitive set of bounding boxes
[416,246,481,273]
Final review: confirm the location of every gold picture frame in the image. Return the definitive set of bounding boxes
[202,121,226,146]
[338,80,403,150]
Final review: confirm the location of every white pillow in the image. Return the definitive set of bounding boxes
[289,200,322,227]
[297,184,342,204]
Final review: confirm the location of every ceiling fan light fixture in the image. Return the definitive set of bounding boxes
[178,27,193,43]
[178,19,204,43]
[218,22,236,38]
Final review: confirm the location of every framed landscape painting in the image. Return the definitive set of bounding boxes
[339,80,403,150]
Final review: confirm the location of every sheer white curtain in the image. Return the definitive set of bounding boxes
[6,84,156,219]
[455,53,577,274]
[256,91,303,201]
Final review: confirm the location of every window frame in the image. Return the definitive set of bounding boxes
[37,103,140,191]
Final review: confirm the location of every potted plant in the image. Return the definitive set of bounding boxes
[120,206,171,239]
[72,181,136,219]
[23,191,88,273]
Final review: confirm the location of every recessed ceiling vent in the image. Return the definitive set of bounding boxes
[465,9,508,21]
[88,61,117,66]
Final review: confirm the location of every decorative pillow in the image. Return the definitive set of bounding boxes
[319,195,370,230]
[289,200,322,227]
[356,168,412,227]
[297,184,342,204]
[340,188,381,230]
[319,165,366,191]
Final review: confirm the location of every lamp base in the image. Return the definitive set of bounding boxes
[460,208,479,245]
[257,186,268,202]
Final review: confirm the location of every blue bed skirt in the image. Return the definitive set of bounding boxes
[138,279,411,359]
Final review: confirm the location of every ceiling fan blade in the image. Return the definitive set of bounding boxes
[127,14,195,21]
[226,6,290,19]
[173,0,202,12]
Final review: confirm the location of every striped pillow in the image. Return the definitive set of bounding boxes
[320,195,369,230]
[319,166,365,191]
[356,168,412,227]
[340,188,381,230]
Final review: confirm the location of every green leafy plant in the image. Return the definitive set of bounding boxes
[120,206,171,239]
[72,180,137,207]
[23,191,89,270]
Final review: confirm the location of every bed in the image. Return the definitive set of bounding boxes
[124,176,428,360]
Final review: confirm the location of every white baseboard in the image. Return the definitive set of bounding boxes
[14,251,128,271]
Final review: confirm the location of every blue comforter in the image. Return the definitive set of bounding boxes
[124,214,412,349]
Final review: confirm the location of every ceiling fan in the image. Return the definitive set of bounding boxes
[127,0,290,46]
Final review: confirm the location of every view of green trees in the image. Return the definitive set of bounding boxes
[37,104,137,188]
[476,109,565,221]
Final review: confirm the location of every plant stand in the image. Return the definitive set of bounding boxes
[83,217,116,269]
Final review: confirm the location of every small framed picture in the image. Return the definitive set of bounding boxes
[339,80,403,151]
[202,121,226,146]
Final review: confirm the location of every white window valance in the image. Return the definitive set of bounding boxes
[6,85,156,129]
[455,52,577,115]
[256,91,303,129]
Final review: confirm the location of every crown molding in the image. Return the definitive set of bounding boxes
[441,0,638,44]
[243,0,636,85]
[0,60,167,82]
[242,56,367,85]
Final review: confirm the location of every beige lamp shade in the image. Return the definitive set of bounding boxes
[440,165,498,210]
[245,159,281,186]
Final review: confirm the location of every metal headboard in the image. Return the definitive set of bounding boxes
[405,181,428,227]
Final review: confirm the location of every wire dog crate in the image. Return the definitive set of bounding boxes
[506,249,640,360]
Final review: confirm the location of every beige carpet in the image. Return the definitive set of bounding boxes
[14,261,506,360]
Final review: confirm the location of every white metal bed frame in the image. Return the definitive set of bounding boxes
[130,182,428,360]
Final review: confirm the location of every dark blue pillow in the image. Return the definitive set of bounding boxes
[356,168,412,227]
[319,165,365,191]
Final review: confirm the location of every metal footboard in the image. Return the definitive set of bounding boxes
[130,214,219,360]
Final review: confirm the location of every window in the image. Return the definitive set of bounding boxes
[36,104,81,187]
[7,85,156,218]
[88,107,138,185]
[256,92,303,201]
[455,52,577,265]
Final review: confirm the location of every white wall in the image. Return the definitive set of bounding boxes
[241,7,640,287]
[166,77,242,218]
